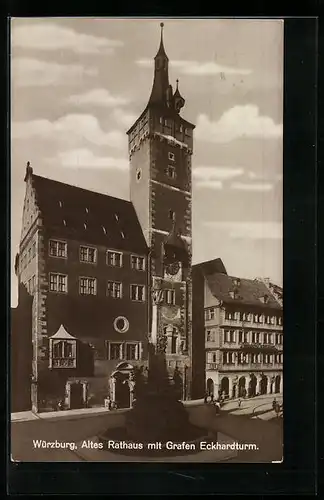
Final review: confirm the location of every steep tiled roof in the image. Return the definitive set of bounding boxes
[31,174,148,254]
[206,273,282,310]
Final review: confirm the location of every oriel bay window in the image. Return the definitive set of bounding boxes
[49,273,68,293]
[79,277,97,295]
[80,245,97,264]
[50,339,76,368]
[49,239,67,258]
[107,281,122,299]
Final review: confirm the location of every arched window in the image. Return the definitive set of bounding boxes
[164,325,179,354]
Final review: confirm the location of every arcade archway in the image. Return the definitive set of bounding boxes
[275,375,281,393]
[238,376,246,397]
[260,375,268,395]
[248,374,257,398]
[206,378,214,397]
[220,377,229,397]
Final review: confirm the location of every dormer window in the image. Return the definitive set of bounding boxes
[102,226,107,234]
[168,152,175,161]
[59,201,63,208]
[85,207,89,214]
[114,214,119,222]
[63,219,66,226]
[84,223,87,230]
[121,231,125,239]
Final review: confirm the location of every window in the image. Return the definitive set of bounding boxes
[32,241,36,258]
[49,239,67,258]
[225,310,233,320]
[59,201,63,208]
[205,308,215,321]
[110,343,123,360]
[120,231,125,239]
[278,316,282,325]
[49,273,68,293]
[126,343,139,360]
[131,255,145,271]
[179,124,183,133]
[159,116,163,124]
[85,207,89,213]
[225,330,235,343]
[166,166,176,178]
[79,277,97,296]
[130,284,145,302]
[107,250,123,267]
[168,210,175,221]
[223,352,235,364]
[107,281,122,299]
[80,246,97,264]
[164,289,175,305]
[206,330,214,342]
[102,226,107,234]
[168,152,175,161]
[114,214,119,222]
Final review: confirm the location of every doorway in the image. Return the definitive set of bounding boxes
[70,382,84,409]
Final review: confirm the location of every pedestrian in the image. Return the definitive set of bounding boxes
[272,397,277,410]
[238,397,242,408]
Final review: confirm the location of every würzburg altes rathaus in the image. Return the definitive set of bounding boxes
[13,23,200,413]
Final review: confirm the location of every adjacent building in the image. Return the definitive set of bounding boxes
[12,23,197,413]
[193,259,283,400]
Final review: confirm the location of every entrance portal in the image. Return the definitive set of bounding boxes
[70,382,84,409]
[114,372,131,409]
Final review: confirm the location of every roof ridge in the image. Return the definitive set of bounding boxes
[32,174,132,205]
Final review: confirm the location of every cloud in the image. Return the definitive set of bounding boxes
[53,148,129,170]
[203,221,282,240]
[195,105,283,143]
[68,89,129,107]
[112,108,137,128]
[12,114,126,149]
[193,166,244,181]
[231,182,273,192]
[12,23,123,54]
[194,180,223,190]
[12,57,96,87]
[136,59,251,76]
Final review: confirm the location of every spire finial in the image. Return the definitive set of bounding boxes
[176,79,179,90]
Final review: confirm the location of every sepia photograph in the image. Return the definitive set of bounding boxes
[10,17,283,463]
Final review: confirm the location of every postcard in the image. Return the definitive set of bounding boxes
[10,17,283,463]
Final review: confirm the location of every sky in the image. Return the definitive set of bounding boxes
[10,18,284,307]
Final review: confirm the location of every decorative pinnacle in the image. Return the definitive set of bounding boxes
[176,79,179,89]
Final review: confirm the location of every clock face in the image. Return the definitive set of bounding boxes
[166,262,180,276]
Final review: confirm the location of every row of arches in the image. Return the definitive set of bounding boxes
[206,374,282,399]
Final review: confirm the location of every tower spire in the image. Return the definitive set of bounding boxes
[148,22,170,106]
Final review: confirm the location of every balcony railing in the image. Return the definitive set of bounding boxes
[240,342,279,353]
[220,362,283,372]
[221,319,283,330]
[52,357,76,368]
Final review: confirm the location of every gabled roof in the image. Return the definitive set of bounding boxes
[30,174,148,254]
[205,273,282,310]
[193,258,228,276]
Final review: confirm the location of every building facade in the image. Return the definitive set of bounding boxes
[13,23,198,413]
[193,259,283,400]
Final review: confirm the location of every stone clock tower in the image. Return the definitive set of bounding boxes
[128,23,195,399]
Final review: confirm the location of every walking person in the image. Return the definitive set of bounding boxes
[238,397,242,408]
